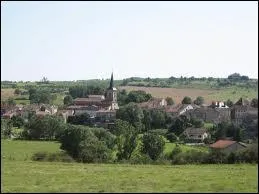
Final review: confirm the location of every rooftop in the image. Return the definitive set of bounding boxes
[209,140,246,149]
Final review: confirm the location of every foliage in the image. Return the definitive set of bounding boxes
[211,122,244,141]
[14,88,21,95]
[11,115,24,128]
[112,119,138,161]
[7,98,16,106]
[1,119,13,139]
[24,115,65,140]
[226,99,234,107]
[190,118,204,128]
[169,115,192,136]
[150,109,166,129]
[149,129,168,137]
[68,85,105,99]
[165,97,174,105]
[60,125,114,163]
[116,103,144,131]
[181,96,192,104]
[193,96,204,105]
[67,113,93,126]
[250,98,258,108]
[141,133,165,160]
[90,127,116,150]
[31,151,74,162]
[78,138,112,163]
[166,132,178,143]
[29,88,56,104]
[126,90,152,103]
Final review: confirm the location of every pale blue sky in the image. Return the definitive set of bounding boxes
[1,1,258,81]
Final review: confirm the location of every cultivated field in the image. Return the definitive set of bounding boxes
[1,140,258,192]
[119,86,258,104]
[1,88,15,100]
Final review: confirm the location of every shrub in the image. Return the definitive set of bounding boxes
[129,153,153,164]
[169,144,182,160]
[31,151,74,162]
[227,152,236,164]
[31,151,48,161]
[166,132,178,143]
[78,138,112,163]
[149,129,168,137]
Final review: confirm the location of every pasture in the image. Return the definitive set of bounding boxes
[118,86,258,104]
[1,140,258,192]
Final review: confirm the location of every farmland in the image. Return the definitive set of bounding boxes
[1,140,258,192]
[119,86,258,104]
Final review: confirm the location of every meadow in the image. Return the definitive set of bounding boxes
[1,140,258,192]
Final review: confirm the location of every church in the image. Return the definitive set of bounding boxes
[66,73,119,118]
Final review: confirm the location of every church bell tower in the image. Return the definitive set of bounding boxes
[106,72,118,110]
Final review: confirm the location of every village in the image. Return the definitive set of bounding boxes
[1,73,258,154]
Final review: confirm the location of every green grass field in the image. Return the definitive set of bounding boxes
[1,140,258,192]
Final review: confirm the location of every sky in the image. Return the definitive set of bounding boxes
[1,1,258,81]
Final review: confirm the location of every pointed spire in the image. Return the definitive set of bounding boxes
[109,72,114,89]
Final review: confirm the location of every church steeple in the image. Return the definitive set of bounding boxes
[109,72,114,89]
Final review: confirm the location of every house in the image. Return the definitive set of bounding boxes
[138,97,167,109]
[66,105,100,117]
[35,111,50,118]
[95,109,116,123]
[72,73,119,111]
[165,104,196,117]
[185,107,221,124]
[209,140,247,153]
[183,127,210,142]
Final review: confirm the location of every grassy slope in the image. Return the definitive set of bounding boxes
[1,140,258,192]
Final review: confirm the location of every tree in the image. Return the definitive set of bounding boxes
[226,99,233,107]
[250,98,258,108]
[116,103,144,131]
[60,125,95,158]
[112,119,138,160]
[142,109,152,132]
[126,90,152,103]
[190,118,204,128]
[150,109,166,129]
[64,95,73,105]
[7,98,16,106]
[24,115,65,140]
[166,132,178,143]
[169,115,191,136]
[141,133,165,160]
[11,115,24,128]
[193,96,204,105]
[14,88,21,95]
[67,113,92,126]
[78,137,112,163]
[166,97,174,105]
[182,96,192,104]
[1,119,12,138]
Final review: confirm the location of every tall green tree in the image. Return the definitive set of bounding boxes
[193,96,204,105]
[63,95,73,105]
[112,119,138,160]
[166,97,174,105]
[141,133,165,160]
[116,103,144,131]
[182,96,192,104]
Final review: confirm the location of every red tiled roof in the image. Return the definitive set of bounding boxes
[209,140,237,149]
